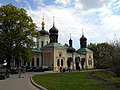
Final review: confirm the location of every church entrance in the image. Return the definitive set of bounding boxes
[81,58,85,69]
[67,57,73,71]
[75,57,80,71]
[76,62,79,70]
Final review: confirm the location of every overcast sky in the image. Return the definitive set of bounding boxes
[0,0,120,49]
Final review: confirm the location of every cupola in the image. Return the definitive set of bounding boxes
[80,28,87,48]
[67,34,76,53]
[39,16,49,36]
[49,16,59,43]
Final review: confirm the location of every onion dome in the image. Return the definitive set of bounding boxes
[39,17,49,36]
[49,16,58,34]
[40,30,49,36]
[49,23,58,34]
[67,34,76,53]
[80,28,87,41]
[80,28,87,48]
[80,35,87,41]
[49,16,59,43]
[67,47,76,53]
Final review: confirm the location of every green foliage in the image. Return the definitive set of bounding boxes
[88,43,112,69]
[0,4,39,68]
[109,41,120,77]
[88,42,120,77]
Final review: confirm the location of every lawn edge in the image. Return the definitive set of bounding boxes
[30,76,47,90]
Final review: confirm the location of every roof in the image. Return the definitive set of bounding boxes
[80,35,87,41]
[49,24,58,34]
[32,48,42,53]
[76,48,93,54]
[39,29,49,36]
[67,47,76,53]
[42,42,65,49]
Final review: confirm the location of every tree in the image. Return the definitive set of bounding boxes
[109,40,120,77]
[0,4,39,69]
[88,42,120,77]
[88,43,112,69]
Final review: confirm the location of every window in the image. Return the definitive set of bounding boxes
[88,59,92,65]
[61,59,63,66]
[88,55,92,66]
[89,55,91,58]
[32,58,34,67]
[27,62,30,67]
[37,41,39,48]
[59,52,62,57]
[23,61,26,66]
[41,41,44,47]
[57,59,60,66]
[37,58,39,67]
[59,54,61,57]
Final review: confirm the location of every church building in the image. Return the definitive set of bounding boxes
[31,16,94,72]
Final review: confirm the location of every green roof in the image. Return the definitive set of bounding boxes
[76,48,93,54]
[42,42,65,49]
[32,48,41,53]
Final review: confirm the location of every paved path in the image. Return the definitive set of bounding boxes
[0,71,54,90]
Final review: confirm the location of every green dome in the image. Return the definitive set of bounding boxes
[77,48,93,54]
[32,48,42,53]
[42,42,65,49]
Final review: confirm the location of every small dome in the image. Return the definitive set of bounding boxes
[67,47,76,53]
[39,29,49,36]
[80,35,87,41]
[49,24,58,33]
[39,17,49,36]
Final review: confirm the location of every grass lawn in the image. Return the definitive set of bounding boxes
[32,71,120,90]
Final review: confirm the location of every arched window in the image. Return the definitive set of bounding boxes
[23,61,26,66]
[41,41,44,47]
[37,58,39,67]
[27,62,30,67]
[32,58,34,67]
[57,59,60,66]
[67,57,72,68]
[61,59,63,66]
[37,41,39,48]
[81,58,85,69]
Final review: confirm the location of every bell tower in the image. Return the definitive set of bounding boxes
[37,14,49,48]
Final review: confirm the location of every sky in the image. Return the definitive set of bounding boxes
[0,0,120,49]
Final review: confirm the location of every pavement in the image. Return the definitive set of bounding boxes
[0,71,55,90]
